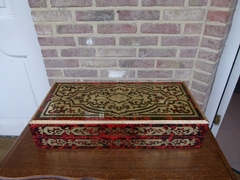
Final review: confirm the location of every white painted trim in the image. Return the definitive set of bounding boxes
[0,0,13,16]
[0,120,28,136]
[211,47,240,136]
[205,0,240,131]
[0,0,5,7]
[0,0,50,136]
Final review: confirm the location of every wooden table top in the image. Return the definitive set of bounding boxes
[0,126,237,180]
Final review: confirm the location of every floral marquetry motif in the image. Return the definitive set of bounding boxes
[34,82,203,120]
[29,82,209,149]
[38,126,201,136]
[40,138,199,148]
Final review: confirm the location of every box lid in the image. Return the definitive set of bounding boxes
[29,82,209,125]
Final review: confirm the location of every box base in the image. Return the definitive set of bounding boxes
[32,136,205,149]
[29,124,208,149]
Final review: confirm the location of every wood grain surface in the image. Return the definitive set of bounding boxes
[0,126,237,180]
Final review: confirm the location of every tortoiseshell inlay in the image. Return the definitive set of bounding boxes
[29,82,209,149]
[40,138,200,148]
[32,82,206,121]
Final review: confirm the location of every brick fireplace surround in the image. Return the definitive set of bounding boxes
[28,0,237,111]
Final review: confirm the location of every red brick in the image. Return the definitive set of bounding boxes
[31,10,71,22]
[28,0,47,8]
[198,49,221,62]
[141,23,180,34]
[84,79,117,82]
[207,11,230,23]
[61,48,96,57]
[228,8,236,23]
[193,71,213,84]
[175,70,192,78]
[48,79,56,86]
[188,0,208,6]
[96,0,138,6]
[119,59,154,68]
[139,49,177,57]
[41,49,58,57]
[138,70,173,78]
[184,23,202,34]
[48,79,81,86]
[44,59,79,68]
[38,37,76,46]
[118,10,159,20]
[50,0,92,7]
[98,24,137,34]
[180,49,197,58]
[46,69,63,77]
[56,24,93,34]
[163,9,205,21]
[81,59,117,67]
[231,0,238,7]
[195,61,217,73]
[191,90,210,103]
[76,10,114,21]
[211,0,232,7]
[190,89,203,101]
[98,48,136,57]
[156,60,194,68]
[142,0,185,6]
[183,81,190,87]
[34,24,52,35]
[119,37,158,46]
[199,102,207,111]
[78,37,115,46]
[64,69,97,77]
[201,38,224,50]
[100,70,135,78]
[161,36,199,46]
[191,81,211,93]
[204,25,227,37]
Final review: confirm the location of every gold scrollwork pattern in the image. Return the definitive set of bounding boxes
[41,138,196,147]
[40,83,200,119]
[38,126,199,136]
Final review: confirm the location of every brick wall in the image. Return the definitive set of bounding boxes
[28,0,237,110]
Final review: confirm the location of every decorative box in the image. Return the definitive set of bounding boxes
[29,82,209,149]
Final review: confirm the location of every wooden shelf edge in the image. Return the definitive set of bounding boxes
[207,129,238,180]
[0,125,29,169]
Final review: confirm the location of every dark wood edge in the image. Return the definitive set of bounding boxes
[207,130,238,180]
[0,125,29,169]
[0,126,237,180]
[0,175,101,180]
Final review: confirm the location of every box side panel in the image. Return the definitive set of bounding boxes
[29,124,208,137]
[32,136,206,149]
[29,124,208,149]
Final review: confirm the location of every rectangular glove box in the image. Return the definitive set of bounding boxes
[29,82,209,148]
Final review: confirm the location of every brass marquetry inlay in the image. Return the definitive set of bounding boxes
[41,138,196,147]
[38,126,200,136]
[36,82,204,120]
